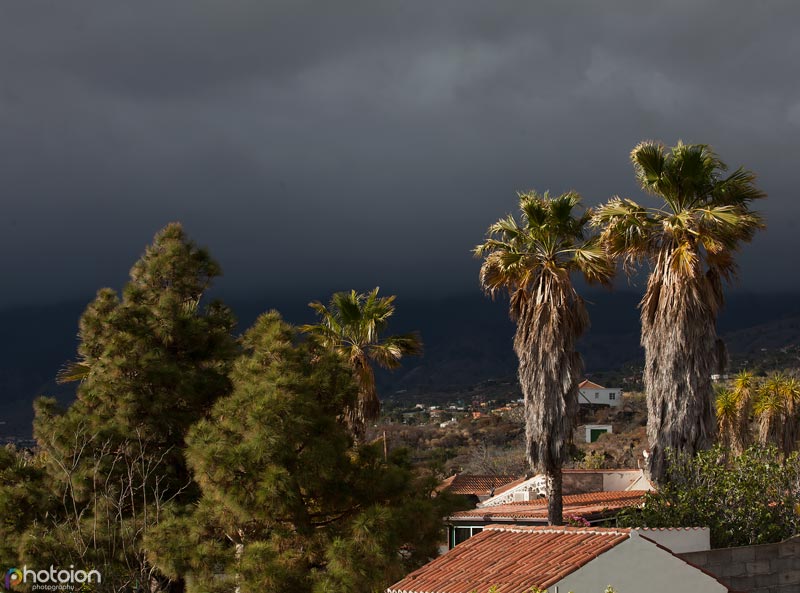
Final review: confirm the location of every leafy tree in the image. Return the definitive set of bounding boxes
[148,312,459,593]
[618,444,800,548]
[300,288,422,440]
[22,223,236,589]
[593,141,765,482]
[475,191,613,525]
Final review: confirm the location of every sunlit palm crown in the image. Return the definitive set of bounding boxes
[475,191,614,316]
[301,288,421,370]
[592,141,765,285]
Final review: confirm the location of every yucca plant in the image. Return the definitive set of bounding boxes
[754,374,800,456]
[715,370,757,454]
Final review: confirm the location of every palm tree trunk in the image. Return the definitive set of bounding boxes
[642,259,719,483]
[546,469,563,526]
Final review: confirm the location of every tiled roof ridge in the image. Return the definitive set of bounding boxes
[562,468,642,473]
[485,525,631,537]
[636,526,707,531]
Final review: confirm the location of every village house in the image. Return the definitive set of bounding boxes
[436,473,519,505]
[442,469,654,548]
[578,379,622,407]
[447,490,647,549]
[387,525,729,593]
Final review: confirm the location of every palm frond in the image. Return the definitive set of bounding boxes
[56,360,91,384]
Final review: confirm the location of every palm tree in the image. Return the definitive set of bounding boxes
[592,141,765,482]
[300,288,422,440]
[475,190,613,525]
[754,374,800,456]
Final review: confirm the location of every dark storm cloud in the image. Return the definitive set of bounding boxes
[1,1,798,308]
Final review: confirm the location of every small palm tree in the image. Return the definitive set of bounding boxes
[300,288,422,440]
[475,190,613,525]
[592,141,765,482]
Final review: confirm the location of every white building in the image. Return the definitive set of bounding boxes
[579,379,622,407]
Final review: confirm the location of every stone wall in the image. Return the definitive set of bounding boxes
[678,537,800,593]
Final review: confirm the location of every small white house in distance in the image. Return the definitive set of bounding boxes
[578,379,622,407]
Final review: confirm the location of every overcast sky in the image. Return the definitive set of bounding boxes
[1,1,798,309]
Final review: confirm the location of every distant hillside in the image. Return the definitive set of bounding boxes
[2,291,800,438]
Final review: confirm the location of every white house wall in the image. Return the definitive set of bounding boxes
[555,534,728,593]
[635,528,710,554]
[601,470,643,491]
[578,387,621,407]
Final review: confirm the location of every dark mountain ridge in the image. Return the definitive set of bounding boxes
[2,290,799,437]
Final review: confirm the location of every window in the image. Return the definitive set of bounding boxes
[450,526,483,548]
[609,393,616,400]
[594,392,599,399]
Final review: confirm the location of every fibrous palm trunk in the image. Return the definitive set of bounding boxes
[347,356,379,442]
[514,278,586,526]
[546,470,563,526]
[642,253,721,483]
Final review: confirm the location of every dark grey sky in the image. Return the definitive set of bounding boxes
[2,1,798,308]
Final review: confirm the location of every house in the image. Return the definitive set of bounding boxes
[445,469,654,548]
[578,379,622,407]
[387,526,730,593]
[479,469,653,506]
[447,490,647,548]
[436,473,520,504]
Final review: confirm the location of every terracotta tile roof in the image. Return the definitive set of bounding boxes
[488,476,526,496]
[387,526,631,593]
[438,474,519,497]
[579,379,606,390]
[561,468,641,474]
[451,490,646,521]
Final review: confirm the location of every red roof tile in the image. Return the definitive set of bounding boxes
[451,490,646,521]
[439,474,519,496]
[579,379,606,390]
[387,526,631,593]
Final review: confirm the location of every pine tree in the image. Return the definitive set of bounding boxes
[147,312,459,593]
[22,223,236,589]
